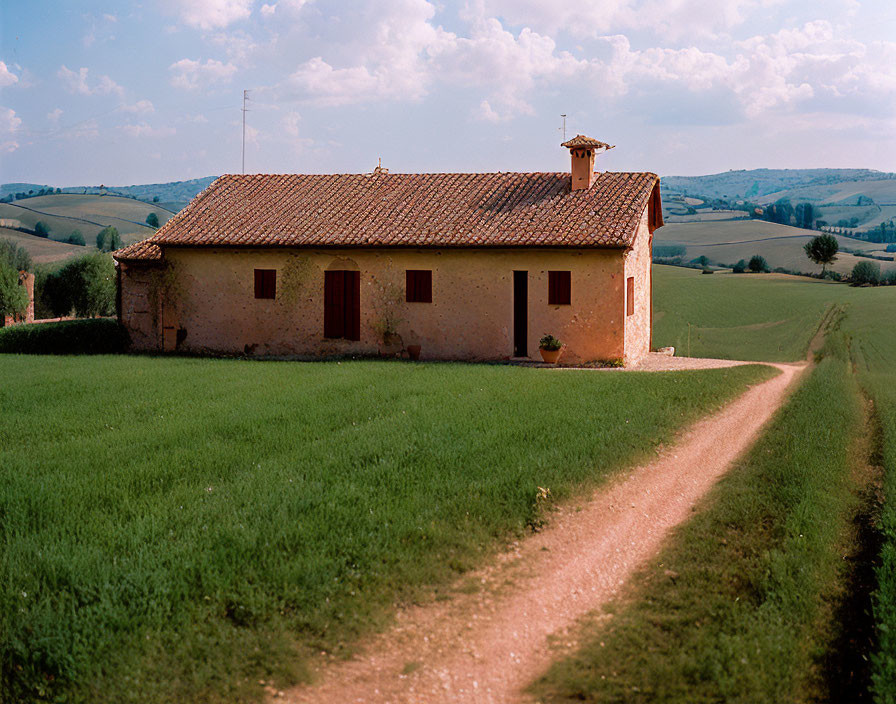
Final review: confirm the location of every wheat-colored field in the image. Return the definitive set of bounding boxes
[0,227,91,263]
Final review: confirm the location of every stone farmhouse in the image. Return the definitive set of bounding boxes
[113,135,663,364]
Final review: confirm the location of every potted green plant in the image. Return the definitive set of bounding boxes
[539,334,563,364]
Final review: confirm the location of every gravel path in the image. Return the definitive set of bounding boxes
[280,361,806,704]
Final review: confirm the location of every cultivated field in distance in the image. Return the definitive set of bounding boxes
[0,193,175,263]
[655,220,896,276]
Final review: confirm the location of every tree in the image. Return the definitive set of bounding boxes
[146,212,160,228]
[152,195,160,203]
[748,255,769,273]
[96,226,122,252]
[851,261,881,286]
[67,231,86,246]
[0,240,32,273]
[0,258,29,318]
[804,234,839,275]
[42,253,116,317]
[732,259,747,273]
[33,221,51,238]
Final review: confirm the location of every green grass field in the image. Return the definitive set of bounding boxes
[0,356,771,703]
[535,266,896,703]
[653,265,845,361]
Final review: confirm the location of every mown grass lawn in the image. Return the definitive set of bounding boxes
[0,355,772,703]
[535,270,896,703]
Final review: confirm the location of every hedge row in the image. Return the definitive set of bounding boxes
[0,319,130,355]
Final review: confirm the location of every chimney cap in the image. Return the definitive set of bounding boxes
[561,134,614,151]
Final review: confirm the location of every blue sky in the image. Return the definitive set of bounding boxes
[1,0,894,186]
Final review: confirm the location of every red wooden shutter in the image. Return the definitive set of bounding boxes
[324,270,344,338]
[254,270,276,299]
[548,271,570,304]
[559,271,570,304]
[418,271,432,303]
[406,270,416,302]
[406,270,432,303]
[627,277,635,316]
[344,271,360,341]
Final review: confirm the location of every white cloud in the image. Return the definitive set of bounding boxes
[121,122,176,138]
[0,61,18,87]
[479,0,784,41]
[260,3,277,17]
[58,65,124,96]
[167,0,254,31]
[0,106,21,152]
[121,99,155,114]
[281,0,454,105]
[282,111,301,137]
[209,30,257,63]
[169,58,238,90]
[47,108,63,123]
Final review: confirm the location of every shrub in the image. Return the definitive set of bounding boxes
[851,260,881,286]
[653,243,686,259]
[66,231,86,246]
[0,259,29,318]
[146,212,160,228]
[41,253,116,317]
[732,259,747,273]
[96,226,122,252]
[748,255,769,273]
[0,318,129,354]
[539,334,562,351]
[33,221,50,238]
[0,240,32,272]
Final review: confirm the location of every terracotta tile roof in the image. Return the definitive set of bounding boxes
[112,238,163,262]
[116,171,660,260]
[561,135,614,150]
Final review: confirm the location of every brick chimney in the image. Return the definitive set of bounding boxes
[561,135,614,191]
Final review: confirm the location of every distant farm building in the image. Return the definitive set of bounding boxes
[113,135,663,365]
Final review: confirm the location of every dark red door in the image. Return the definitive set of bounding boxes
[324,270,360,340]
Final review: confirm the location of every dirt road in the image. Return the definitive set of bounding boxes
[282,361,806,704]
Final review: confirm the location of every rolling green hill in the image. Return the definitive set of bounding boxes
[663,168,896,201]
[655,219,895,275]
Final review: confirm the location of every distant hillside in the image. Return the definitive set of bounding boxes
[0,193,176,263]
[2,177,218,212]
[60,177,218,207]
[662,168,896,201]
[0,183,55,199]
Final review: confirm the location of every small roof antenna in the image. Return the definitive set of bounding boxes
[560,114,567,142]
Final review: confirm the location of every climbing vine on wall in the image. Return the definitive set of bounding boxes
[279,254,315,304]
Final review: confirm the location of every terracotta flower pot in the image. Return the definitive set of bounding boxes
[407,344,421,361]
[539,347,563,364]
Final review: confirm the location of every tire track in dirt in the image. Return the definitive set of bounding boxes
[280,362,806,704]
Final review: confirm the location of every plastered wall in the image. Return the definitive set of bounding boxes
[623,212,654,364]
[121,246,648,363]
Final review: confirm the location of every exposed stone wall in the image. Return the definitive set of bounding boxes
[124,247,637,363]
[622,211,653,364]
[119,262,162,350]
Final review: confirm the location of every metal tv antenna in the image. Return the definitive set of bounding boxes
[560,114,567,141]
[241,89,251,174]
